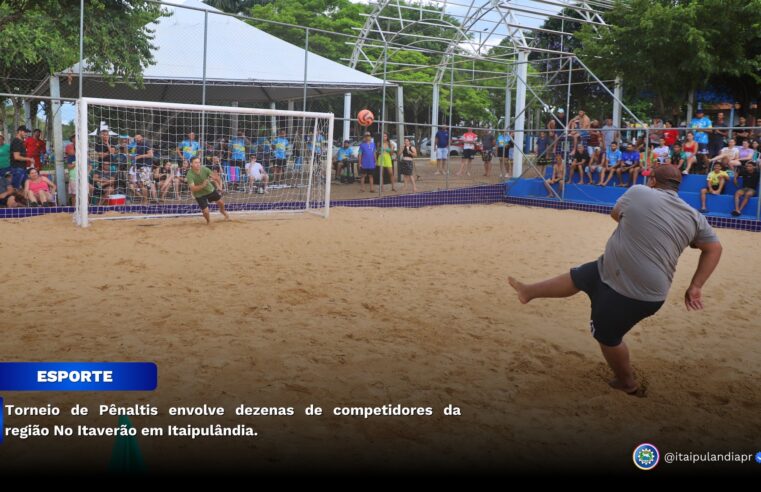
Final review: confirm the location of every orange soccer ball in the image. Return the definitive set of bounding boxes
[357,109,375,127]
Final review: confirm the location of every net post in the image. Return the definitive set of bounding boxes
[305,119,319,212]
[75,98,89,227]
[325,114,334,218]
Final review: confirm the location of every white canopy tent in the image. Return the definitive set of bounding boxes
[48,0,386,104]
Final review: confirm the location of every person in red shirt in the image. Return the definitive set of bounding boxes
[25,129,46,171]
[663,120,678,147]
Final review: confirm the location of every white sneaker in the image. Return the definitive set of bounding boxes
[682,170,688,174]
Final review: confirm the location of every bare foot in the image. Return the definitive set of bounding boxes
[508,276,530,304]
[608,378,641,396]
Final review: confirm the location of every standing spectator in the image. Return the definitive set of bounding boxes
[699,162,729,213]
[434,126,449,175]
[66,158,77,205]
[23,168,56,206]
[648,117,664,146]
[229,130,249,171]
[0,134,10,171]
[64,134,76,165]
[534,131,551,166]
[481,130,496,177]
[546,117,558,156]
[734,116,750,146]
[357,132,376,193]
[690,108,712,156]
[177,131,200,164]
[732,161,759,216]
[708,112,728,158]
[0,169,19,208]
[378,133,397,191]
[663,121,678,147]
[95,129,113,170]
[567,143,589,185]
[600,141,622,186]
[601,118,619,152]
[10,126,34,189]
[587,122,602,157]
[497,130,512,177]
[24,129,46,171]
[271,129,289,184]
[682,132,699,174]
[456,128,477,177]
[617,143,641,187]
[399,137,418,192]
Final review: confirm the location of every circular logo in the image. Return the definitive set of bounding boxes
[633,443,660,470]
[755,451,761,464]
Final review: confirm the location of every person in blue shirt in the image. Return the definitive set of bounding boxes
[690,108,712,155]
[271,129,289,183]
[600,141,623,186]
[617,143,641,187]
[434,127,449,175]
[177,131,200,164]
[334,140,355,181]
[228,130,250,170]
[497,131,513,177]
[357,132,376,192]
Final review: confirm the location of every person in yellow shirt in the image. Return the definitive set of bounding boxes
[699,161,729,213]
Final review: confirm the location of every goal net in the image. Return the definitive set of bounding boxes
[74,98,333,227]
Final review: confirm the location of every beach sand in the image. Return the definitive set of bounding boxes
[0,205,758,473]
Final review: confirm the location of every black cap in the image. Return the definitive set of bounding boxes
[17,125,29,132]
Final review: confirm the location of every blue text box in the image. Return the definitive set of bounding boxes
[0,363,157,391]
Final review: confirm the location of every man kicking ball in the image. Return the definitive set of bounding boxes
[508,165,722,395]
[186,156,229,224]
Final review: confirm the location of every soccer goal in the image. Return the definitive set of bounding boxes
[73,97,334,227]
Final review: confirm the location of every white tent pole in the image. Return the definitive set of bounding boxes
[270,102,277,136]
[343,93,351,143]
[50,76,66,204]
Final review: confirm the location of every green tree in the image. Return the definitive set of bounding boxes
[576,0,761,117]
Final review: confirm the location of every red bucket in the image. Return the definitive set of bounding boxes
[105,194,126,206]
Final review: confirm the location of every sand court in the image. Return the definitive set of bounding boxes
[0,204,758,472]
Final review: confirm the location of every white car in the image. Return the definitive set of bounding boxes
[419,137,462,157]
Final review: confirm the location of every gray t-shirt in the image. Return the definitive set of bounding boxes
[601,124,616,150]
[599,185,719,302]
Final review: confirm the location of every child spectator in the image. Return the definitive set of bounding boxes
[670,143,688,171]
[544,154,564,196]
[652,138,670,164]
[699,162,729,213]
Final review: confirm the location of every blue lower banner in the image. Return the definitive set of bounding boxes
[0,396,4,443]
[0,363,157,391]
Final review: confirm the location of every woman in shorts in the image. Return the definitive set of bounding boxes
[379,133,397,192]
[682,131,698,174]
[399,138,418,193]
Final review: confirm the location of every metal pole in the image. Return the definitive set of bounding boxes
[201,10,208,146]
[379,42,387,197]
[303,29,309,112]
[612,76,622,129]
[50,76,66,205]
[79,0,84,98]
[447,52,454,189]
[513,50,528,178]
[343,93,351,143]
[561,56,572,200]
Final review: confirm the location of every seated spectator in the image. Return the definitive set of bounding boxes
[585,146,603,184]
[732,161,760,216]
[128,164,156,204]
[700,162,729,213]
[751,140,760,164]
[0,169,19,208]
[567,143,589,184]
[663,121,678,147]
[24,168,56,207]
[710,138,741,171]
[544,154,564,196]
[600,141,622,186]
[617,143,641,187]
[737,140,754,165]
[334,140,355,179]
[652,138,670,164]
[155,160,178,202]
[682,132,699,174]
[669,143,687,171]
[245,155,269,194]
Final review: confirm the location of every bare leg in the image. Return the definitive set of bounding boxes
[599,341,638,394]
[508,272,579,304]
[201,206,211,224]
[217,199,230,220]
[368,175,374,193]
[700,188,708,209]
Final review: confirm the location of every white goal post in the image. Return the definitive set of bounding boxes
[74,97,334,227]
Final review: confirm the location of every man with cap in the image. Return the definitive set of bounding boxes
[508,165,722,395]
[690,107,712,156]
[10,126,35,189]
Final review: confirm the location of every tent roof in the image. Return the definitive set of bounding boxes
[55,0,386,103]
